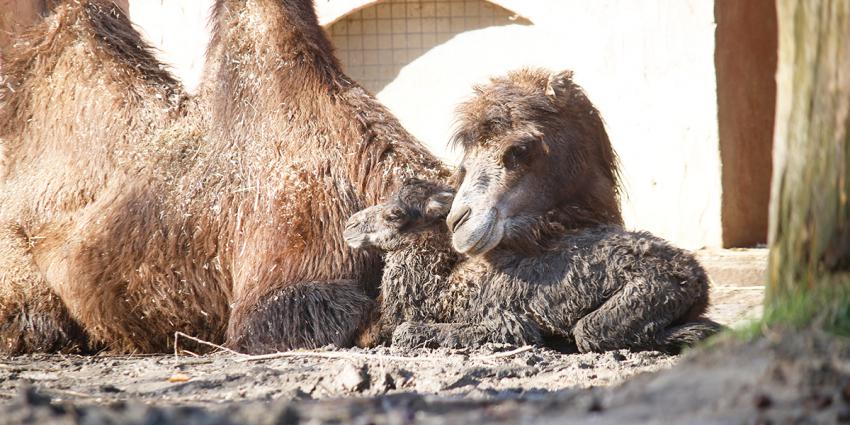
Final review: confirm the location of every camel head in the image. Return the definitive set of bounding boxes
[344,179,455,251]
[447,68,622,257]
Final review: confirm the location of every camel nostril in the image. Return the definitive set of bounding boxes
[447,206,472,233]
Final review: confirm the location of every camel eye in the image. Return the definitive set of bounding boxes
[453,166,467,187]
[384,207,406,223]
[502,144,531,169]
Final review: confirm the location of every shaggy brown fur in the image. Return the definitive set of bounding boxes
[0,0,446,354]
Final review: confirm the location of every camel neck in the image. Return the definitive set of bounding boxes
[384,230,460,282]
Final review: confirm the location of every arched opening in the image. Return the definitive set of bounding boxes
[328,0,530,94]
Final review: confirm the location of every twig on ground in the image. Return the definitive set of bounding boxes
[174,331,242,360]
[180,349,201,358]
[477,345,534,360]
[235,344,534,363]
[173,331,534,364]
[47,389,95,399]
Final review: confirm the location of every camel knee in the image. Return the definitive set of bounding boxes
[572,317,610,353]
[0,295,89,354]
[227,280,375,354]
[0,227,90,354]
[572,312,647,353]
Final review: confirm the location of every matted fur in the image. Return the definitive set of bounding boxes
[0,0,446,354]
[344,179,462,344]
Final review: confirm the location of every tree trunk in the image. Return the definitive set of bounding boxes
[767,0,850,327]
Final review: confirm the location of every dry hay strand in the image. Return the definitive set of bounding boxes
[173,331,533,363]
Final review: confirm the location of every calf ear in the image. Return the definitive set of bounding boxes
[545,70,575,99]
[425,191,455,218]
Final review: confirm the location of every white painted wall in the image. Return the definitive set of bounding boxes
[128,1,213,93]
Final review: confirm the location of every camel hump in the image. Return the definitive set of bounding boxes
[0,0,185,179]
[76,1,181,91]
[2,0,181,98]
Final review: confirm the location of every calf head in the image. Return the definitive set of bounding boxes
[344,179,455,251]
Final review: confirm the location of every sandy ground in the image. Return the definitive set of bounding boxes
[0,345,677,408]
[0,276,769,424]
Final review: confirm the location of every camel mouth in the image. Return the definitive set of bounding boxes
[448,206,472,233]
[451,208,503,256]
[343,228,368,249]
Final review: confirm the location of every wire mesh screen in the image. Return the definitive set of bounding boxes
[328,0,528,93]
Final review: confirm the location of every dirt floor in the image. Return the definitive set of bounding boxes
[0,250,784,424]
[4,328,848,425]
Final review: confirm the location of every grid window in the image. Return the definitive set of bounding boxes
[328,0,528,93]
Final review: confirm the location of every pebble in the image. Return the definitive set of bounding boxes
[99,384,122,393]
[336,362,368,392]
[753,393,772,410]
[168,373,191,383]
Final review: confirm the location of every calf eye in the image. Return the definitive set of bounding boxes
[502,144,530,169]
[384,207,406,223]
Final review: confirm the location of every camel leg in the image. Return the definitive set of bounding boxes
[353,300,383,348]
[391,310,542,348]
[226,280,376,354]
[572,278,716,353]
[0,223,88,354]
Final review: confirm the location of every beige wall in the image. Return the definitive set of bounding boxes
[327,1,529,94]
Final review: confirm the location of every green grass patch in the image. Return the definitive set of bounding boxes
[713,283,850,345]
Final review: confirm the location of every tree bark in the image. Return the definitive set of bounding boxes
[767,0,850,318]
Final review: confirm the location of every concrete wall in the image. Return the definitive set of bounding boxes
[326,1,530,95]
[1,1,756,250]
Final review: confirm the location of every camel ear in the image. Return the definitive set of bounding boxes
[539,136,550,155]
[425,191,455,218]
[545,70,574,99]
